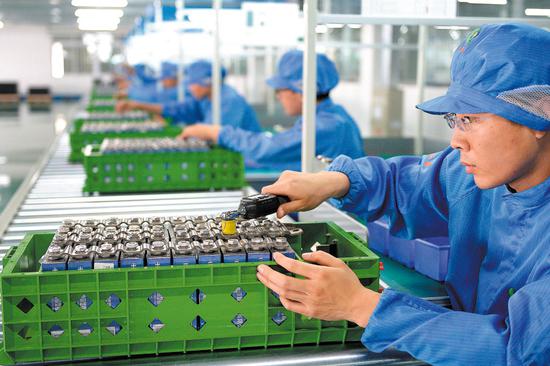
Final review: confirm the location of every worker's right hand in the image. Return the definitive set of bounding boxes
[261,170,351,218]
[115,100,134,114]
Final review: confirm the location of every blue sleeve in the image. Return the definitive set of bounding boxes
[161,99,203,124]
[220,94,262,132]
[363,278,550,365]
[218,125,302,170]
[327,149,452,239]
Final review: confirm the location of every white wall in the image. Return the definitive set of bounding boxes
[0,25,53,94]
[51,74,93,97]
[0,25,93,97]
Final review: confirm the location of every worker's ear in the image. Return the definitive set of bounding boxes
[533,130,547,140]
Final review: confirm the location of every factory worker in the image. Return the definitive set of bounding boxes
[125,63,159,103]
[155,61,179,103]
[181,50,364,171]
[256,23,550,365]
[116,60,262,132]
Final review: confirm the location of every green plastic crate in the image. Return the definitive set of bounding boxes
[69,125,181,163]
[82,144,245,193]
[0,222,379,364]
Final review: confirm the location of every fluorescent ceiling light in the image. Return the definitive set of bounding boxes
[326,23,344,29]
[51,42,64,78]
[78,23,118,31]
[0,175,11,187]
[434,25,470,30]
[71,0,128,7]
[75,9,123,18]
[315,24,328,34]
[0,20,4,29]
[458,0,507,4]
[77,17,120,24]
[525,8,550,17]
[348,24,362,29]
[0,156,7,165]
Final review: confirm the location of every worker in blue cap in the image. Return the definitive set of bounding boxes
[153,61,184,104]
[116,60,261,132]
[181,50,364,171]
[125,63,159,103]
[256,23,550,365]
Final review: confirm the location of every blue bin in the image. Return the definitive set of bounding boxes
[366,220,389,255]
[414,237,450,281]
[388,234,415,268]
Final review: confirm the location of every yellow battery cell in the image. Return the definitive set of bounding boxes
[221,219,237,235]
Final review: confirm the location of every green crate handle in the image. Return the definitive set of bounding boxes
[2,246,18,268]
[347,231,368,247]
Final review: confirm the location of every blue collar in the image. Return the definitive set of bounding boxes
[500,174,550,208]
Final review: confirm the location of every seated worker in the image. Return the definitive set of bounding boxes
[181,50,364,171]
[125,63,159,103]
[153,61,180,104]
[116,60,262,132]
[255,24,550,365]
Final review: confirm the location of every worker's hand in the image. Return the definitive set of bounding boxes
[179,124,220,143]
[115,100,135,114]
[114,91,128,100]
[257,251,380,327]
[262,170,350,218]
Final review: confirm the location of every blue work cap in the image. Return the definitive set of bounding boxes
[185,60,227,87]
[417,23,550,131]
[266,50,339,95]
[161,61,178,80]
[133,63,157,84]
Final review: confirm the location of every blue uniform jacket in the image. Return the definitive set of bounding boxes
[127,81,158,103]
[161,84,261,132]
[328,147,550,366]
[218,98,364,171]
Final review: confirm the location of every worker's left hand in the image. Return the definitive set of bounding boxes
[257,251,380,327]
[179,124,220,143]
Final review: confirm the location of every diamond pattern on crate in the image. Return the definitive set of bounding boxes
[148,292,164,307]
[105,294,122,309]
[48,325,65,338]
[16,298,34,314]
[149,318,165,333]
[191,316,206,331]
[231,314,247,328]
[78,322,93,337]
[106,320,122,336]
[47,296,64,312]
[17,326,33,340]
[272,311,287,326]
[189,289,206,304]
[231,287,247,302]
[76,294,93,310]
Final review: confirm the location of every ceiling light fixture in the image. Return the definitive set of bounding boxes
[71,0,128,7]
[457,0,507,4]
[525,8,550,17]
[75,9,123,18]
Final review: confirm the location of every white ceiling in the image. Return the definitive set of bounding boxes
[0,0,153,37]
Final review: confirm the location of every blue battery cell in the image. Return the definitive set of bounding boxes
[220,239,246,263]
[171,239,197,264]
[94,258,119,269]
[68,259,93,271]
[147,256,172,266]
[269,238,297,259]
[173,255,197,265]
[246,252,271,262]
[196,240,221,264]
[198,253,221,264]
[42,261,68,272]
[120,257,144,268]
[223,253,247,263]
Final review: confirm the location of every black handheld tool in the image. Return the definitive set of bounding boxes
[237,194,290,219]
